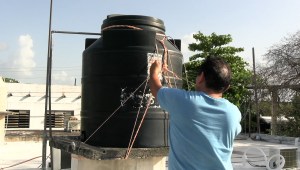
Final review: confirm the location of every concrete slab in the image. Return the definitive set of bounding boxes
[1,136,299,169]
[0,141,51,169]
[50,137,169,160]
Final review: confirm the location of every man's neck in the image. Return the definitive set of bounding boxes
[200,88,223,99]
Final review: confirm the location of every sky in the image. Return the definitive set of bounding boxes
[1,0,300,85]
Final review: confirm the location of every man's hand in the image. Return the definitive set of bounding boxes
[149,60,163,98]
[150,60,162,77]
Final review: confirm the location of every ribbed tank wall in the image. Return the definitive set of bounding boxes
[81,15,182,147]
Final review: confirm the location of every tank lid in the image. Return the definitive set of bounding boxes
[101,14,166,33]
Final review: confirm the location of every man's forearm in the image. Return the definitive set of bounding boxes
[149,74,162,98]
[149,60,163,98]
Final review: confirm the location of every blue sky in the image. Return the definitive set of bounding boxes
[1,0,300,85]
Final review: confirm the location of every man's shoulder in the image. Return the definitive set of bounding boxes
[157,87,191,103]
[158,87,187,94]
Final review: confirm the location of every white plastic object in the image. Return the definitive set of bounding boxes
[266,154,285,170]
[242,147,285,170]
[242,147,268,167]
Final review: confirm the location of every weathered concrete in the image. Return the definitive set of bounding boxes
[2,135,300,169]
[71,155,167,170]
[5,130,80,142]
[50,137,168,160]
[50,136,168,170]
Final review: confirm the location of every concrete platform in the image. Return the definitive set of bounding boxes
[5,130,80,142]
[50,136,169,170]
[1,134,299,169]
[0,141,50,169]
[50,137,169,160]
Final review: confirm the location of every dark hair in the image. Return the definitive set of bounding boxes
[198,56,232,92]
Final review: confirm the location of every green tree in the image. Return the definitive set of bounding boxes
[257,31,300,136]
[258,31,300,86]
[183,32,252,107]
[277,95,300,137]
[2,77,19,83]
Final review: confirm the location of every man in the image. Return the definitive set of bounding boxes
[149,56,241,170]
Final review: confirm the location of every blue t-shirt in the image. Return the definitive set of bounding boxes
[157,87,241,170]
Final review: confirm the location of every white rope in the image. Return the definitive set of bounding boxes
[84,78,149,143]
[125,94,153,159]
[183,63,191,90]
[126,77,150,156]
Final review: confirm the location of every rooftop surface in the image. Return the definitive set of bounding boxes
[0,134,299,169]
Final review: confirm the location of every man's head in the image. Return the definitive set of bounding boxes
[195,56,232,93]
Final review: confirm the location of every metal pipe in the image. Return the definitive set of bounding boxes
[42,4,101,170]
[51,30,101,36]
[48,32,54,169]
[252,47,260,134]
[42,0,53,169]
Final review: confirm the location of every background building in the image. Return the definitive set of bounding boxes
[4,83,81,131]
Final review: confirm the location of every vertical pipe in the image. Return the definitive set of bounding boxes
[248,97,251,137]
[252,47,260,134]
[42,0,53,169]
[271,89,278,135]
[48,33,54,169]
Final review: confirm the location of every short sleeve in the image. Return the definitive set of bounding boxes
[157,87,186,111]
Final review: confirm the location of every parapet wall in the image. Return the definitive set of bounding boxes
[251,133,298,145]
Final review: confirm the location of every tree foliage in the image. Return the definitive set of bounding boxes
[276,95,300,137]
[257,31,300,136]
[2,77,19,83]
[259,31,300,86]
[183,32,252,107]
[286,95,300,136]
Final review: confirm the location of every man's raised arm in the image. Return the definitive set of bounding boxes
[149,60,163,98]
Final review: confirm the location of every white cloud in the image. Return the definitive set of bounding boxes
[0,35,37,82]
[180,33,197,63]
[0,42,8,51]
[52,71,75,85]
[53,71,68,81]
[12,34,36,76]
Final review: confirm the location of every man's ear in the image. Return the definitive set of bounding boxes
[196,72,205,85]
[224,85,230,92]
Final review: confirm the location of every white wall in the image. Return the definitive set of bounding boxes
[6,83,81,130]
[0,77,8,144]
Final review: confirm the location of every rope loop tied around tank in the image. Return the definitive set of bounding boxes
[101,25,143,32]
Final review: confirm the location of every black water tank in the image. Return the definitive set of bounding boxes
[81,14,183,147]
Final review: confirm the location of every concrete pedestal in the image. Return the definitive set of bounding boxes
[51,137,168,170]
[71,155,167,170]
